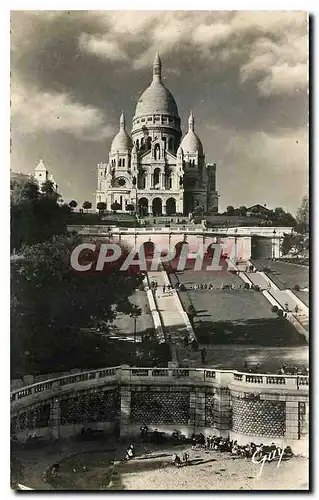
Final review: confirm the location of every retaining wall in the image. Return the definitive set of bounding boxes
[11,366,309,456]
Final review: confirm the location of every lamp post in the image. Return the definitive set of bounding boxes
[133,315,137,344]
[272,229,276,259]
[234,228,238,262]
[130,305,142,344]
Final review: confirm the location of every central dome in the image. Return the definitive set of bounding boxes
[134,53,179,118]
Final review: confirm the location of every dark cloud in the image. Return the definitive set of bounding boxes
[10,11,308,212]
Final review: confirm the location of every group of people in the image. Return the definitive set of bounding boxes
[182,337,207,363]
[171,452,189,467]
[190,434,293,461]
[278,363,309,376]
[243,361,308,376]
[284,302,300,315]
[177,282,259,291]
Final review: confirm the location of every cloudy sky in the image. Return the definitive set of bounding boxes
[11,10,308,213]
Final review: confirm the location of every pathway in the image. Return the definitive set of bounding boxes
[146,270,194,351]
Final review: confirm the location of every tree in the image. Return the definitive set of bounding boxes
[82,201,92,213]
[111,201,121,212]
[296,196,309,233]
[40,180,59,200]
[96,202,107,214]
[11,234,143,377]
[126,203,135,214]
[267,207,297,227]
[10,179,39,204]
[238,206,247,216]
[11,179,70,251]
[226,205,235,215]
[69,200,78,210]
[281,233,305,256]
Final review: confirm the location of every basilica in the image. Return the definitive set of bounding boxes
[96,54,219,216]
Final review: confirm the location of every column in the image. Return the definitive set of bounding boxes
[50,397,61,440]
[162,200,166,215]
[285,401,299,440]
[120,386,131,437]
[189,391,196,434]
[146,173,151,189]
[194,389,206,429]
[214,388,231,434]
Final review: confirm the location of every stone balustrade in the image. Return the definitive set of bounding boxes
[11,366,308,407]
[67,225,290,238]
[10,365,309,452]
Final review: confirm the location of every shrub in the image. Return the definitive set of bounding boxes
[244,282,250,290]
[277,309,284,317]
[179,284,186,291]
[293,284,301,291]
[253,285,261,292]
[271,305,278,313]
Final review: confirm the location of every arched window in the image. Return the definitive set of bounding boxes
[136,139,139,150]
[163,137,167,150]
[141,137,144,147]
[168,137,173,151]
[122,158,125,168]
[118,159,122,167]
[147,136,152,150]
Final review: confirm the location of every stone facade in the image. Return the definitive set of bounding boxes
[96,54,218,216]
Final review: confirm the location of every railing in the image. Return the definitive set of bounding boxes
[11,367,121,403]
[67,225,290,238]
[11,366,309,407]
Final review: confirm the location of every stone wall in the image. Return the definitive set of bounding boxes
[231,396,286,438]
[11,366,309,454]
[130,386,190,425]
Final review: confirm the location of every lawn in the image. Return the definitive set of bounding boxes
[252,259,309,290]
[170,270,307,348]
[294,291,309,306]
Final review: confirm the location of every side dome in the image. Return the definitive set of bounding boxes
[180,111,203,155]
[134,53,179,117]
[111,112,133,152]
